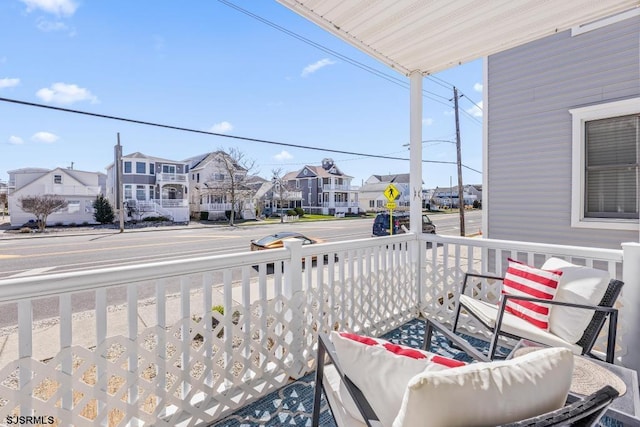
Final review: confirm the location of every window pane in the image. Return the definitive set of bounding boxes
[136,185,146,200]
[150,164,155,175]
[586,115,637,167]
[136,162,146,174]
[124,161,132,173]
[585,115,638,219]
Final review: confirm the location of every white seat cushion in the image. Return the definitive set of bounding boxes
[323,364,366,427]
[459,294,582,354]
[541,257,610,344]
[393,347,574,427]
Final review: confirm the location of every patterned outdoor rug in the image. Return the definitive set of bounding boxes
[211,318,621,427]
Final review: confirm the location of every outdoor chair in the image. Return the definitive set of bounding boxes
[312,318,619,427]
[451,257,623,362]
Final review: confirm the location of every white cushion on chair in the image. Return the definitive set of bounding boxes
[393,347,574,427]
[459,294,582,354]
[330,331,463,427]
[323,364,367,427]
[542,257,610,344]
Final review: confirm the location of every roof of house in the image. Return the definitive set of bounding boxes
[369,173,411,184]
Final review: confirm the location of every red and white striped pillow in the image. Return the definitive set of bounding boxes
[331,331,465,426]
[502,258,563,330]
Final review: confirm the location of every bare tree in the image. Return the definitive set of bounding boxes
[207,148,256,226]
[0,192,7,220]
[271,168,294,224]
[18,194,68,231]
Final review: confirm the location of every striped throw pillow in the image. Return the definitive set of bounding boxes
[502,258,563,330]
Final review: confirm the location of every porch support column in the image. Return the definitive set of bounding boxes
[621,242,640,372]
[409,71,423,233]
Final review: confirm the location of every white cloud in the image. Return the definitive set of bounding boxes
[301,58,336,77]
[36,82,98,105]
[466,100,483,118]
[8,136,24,145]
[273,150,293,161]
[210,121,233,133]
[36,18,68,32]
[473,83,483,92]
[422,117,434,126]
[443,109,454,116]
[21,0,78,17]
[0,78,20,89]
[32,131,59,143]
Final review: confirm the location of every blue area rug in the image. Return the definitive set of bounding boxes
[211,318,621,427]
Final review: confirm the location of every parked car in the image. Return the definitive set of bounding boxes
[250,232,321,251]
[250,232,329,273]
[372,212,436,236]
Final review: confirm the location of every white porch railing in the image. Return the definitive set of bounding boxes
[156,173,188,183]
[0,234,635,425]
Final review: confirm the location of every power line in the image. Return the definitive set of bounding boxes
[0,96,480,174]
[217,0,453,108]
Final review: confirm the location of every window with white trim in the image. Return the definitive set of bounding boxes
[570,98,639,230]
[53,174,62,184]
[136,162,146,174]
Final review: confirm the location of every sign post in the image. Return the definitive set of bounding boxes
[383,184,400,235]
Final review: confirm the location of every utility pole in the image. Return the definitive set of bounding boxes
[115,133,125,232]
[453,87,465,236]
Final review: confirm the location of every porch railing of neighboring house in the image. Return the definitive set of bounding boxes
[322,184,352,191]
[0,234,633,426]
[322,201,359,208]
[155,173,188,183]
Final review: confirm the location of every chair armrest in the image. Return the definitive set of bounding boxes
[500,294,617,314]
[314,333,382,427]
[499,385,619,426]
[424,317,490,362]
[461,272,504,295]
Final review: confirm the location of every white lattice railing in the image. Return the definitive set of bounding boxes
[418,233,629,360]
[0,233,635,426]
[0,234,418,426]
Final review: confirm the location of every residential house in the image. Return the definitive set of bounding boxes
[7,167,106,227]
[185,151,256,220]
[431,185,480,208]
[358,173,411,212]
[105,152,190,223]
[249,175,303,216]
[283,158,359,215]
[485,9,639,249]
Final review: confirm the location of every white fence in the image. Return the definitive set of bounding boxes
[0,233,635,425]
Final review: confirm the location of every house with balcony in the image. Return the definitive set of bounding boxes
[7,167,106,227]
[484,9,639,250]
[431,185,480,209]
[250,176,303,217]
[0,3,638,427]
[105,152,190,223]
[359,173,412,212]
[185,151,257,220]
[283,158,359,215]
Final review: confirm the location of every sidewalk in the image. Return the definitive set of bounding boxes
[0,274,281,367]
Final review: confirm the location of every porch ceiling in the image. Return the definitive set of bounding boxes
[277,0,638,75]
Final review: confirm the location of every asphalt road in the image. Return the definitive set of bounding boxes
[0,210,481,279]
[0,211,481,327]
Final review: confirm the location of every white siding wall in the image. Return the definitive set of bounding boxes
[487,15,639,249]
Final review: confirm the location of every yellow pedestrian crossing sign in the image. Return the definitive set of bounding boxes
[383,183,400,202]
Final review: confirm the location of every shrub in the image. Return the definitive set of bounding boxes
[200,211,209,221]
[93,195,115,224]
[142,216,170,222]
[286,209,297,216]
[294,207,304,217]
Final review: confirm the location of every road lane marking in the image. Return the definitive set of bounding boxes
[9,267,57,278]
[8,237,237,259]
[0,255,21,259]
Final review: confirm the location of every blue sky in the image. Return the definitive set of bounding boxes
[0,0,483,189]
